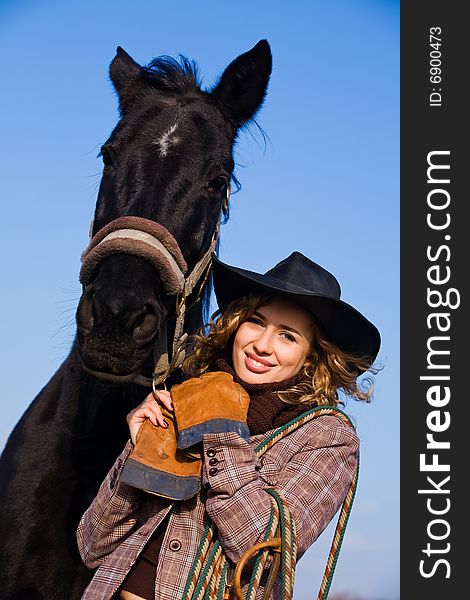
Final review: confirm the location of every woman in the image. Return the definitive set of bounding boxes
[76,251,380,600]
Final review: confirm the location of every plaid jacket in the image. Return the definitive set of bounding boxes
[76,414,359,599]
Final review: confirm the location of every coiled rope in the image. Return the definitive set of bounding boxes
[181,406,359,600]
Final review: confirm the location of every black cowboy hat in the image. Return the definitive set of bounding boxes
[212,252,381,366]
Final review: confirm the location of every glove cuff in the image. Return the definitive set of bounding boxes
[120,457,200,501]
[177,419,250,450]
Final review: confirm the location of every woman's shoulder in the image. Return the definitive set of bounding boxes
[285,411,360,451]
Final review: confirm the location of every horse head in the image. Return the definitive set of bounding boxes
[75,41,272,384]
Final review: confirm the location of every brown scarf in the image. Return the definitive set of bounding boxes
[214,358,312,435]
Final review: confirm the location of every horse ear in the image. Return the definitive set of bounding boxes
[109,47,145,115]
[211,39,272,129]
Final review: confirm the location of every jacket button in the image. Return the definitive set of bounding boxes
[169,539,182,551]
[206,448,216,457]
[208,458,218,466]
[209,467,219,476]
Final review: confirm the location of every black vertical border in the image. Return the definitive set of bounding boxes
[401,3,465,598]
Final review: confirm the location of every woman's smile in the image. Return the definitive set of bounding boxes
[244,352,275,373]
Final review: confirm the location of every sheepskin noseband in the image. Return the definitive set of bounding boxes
[79,216,188,294]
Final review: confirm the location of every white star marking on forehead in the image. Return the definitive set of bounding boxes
[155,123,180,156]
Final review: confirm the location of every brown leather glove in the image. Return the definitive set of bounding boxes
[171,371,251,450]
[119,407,202,500]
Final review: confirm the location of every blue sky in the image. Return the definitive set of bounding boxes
[0,1,399,598]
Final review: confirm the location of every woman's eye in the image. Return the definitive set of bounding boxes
[208,176,227,195]
[281,332,296,342]
[247,317,263,327]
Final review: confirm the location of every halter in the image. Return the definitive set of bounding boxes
[80,187,230,388]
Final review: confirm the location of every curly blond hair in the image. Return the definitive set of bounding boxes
[183,295,378,408]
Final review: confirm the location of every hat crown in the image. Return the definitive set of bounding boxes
[265,252,341,299]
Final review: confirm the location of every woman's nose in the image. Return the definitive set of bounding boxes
[253,330,273,355]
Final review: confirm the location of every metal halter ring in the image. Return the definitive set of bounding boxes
[152,378,168,397]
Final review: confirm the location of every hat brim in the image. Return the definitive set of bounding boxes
[212,255,381,367]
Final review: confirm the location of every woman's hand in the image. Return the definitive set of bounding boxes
[126,390,173,445]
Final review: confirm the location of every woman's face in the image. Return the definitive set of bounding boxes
[232,297,314,384]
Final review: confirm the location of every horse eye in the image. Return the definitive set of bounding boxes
[208,176,227,195]
[101,146,114,167]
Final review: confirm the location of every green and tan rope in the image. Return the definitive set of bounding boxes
[181,406,359,600]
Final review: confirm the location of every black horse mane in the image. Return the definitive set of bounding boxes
[141,54,201,95]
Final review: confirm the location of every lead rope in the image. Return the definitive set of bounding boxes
[181,406,359,600]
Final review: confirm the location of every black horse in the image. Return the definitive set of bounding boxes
[0,40,271,599]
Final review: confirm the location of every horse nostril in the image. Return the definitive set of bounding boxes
[131,303,160,343]
[76,287,95,334]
